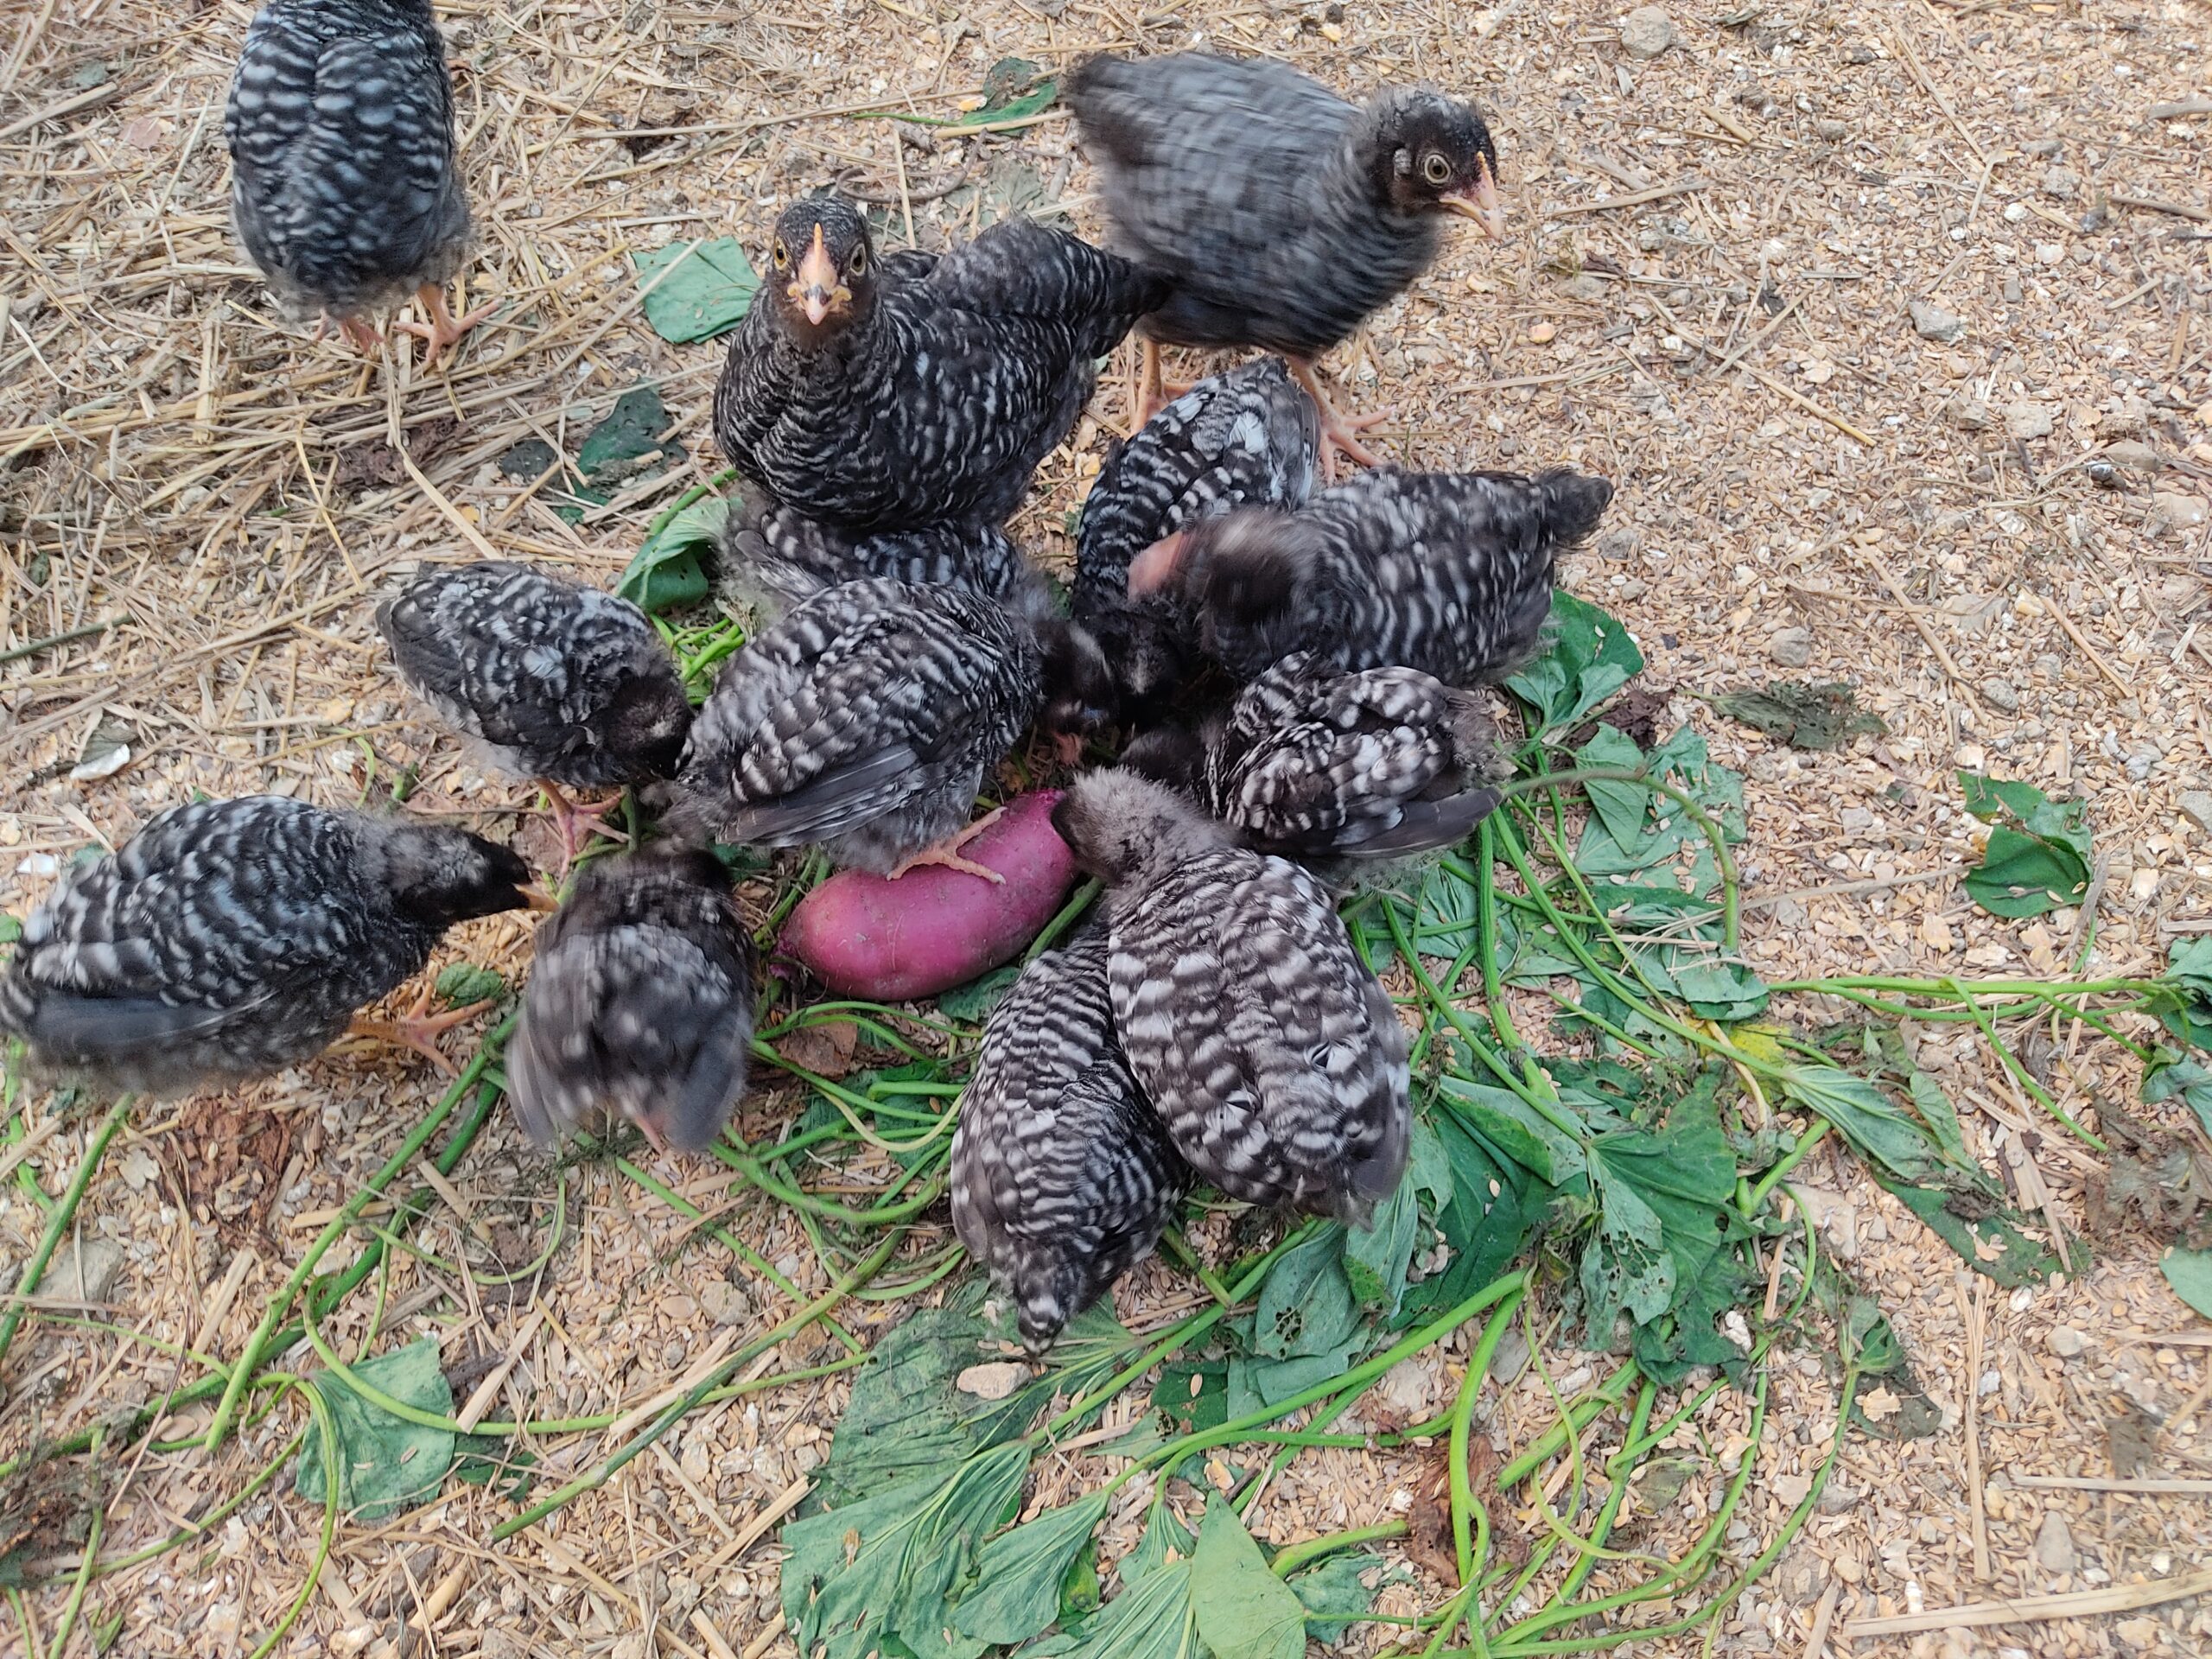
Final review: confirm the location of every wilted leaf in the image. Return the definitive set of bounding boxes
[1190,1496,1306,1659]
[578,385,671,486]
[1707,682,1882,751]
[617,488,729,615]
[1958,772,2092,918]
[632,238,760,343]
[295,1338,456,1522]
[954,1490,1110,1645]
[435,962,505,1008]
[1287,1554,1385,1644]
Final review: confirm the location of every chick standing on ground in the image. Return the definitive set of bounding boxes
[1072,360,1320,721]
[713,194,1165,535]
[664,577,1113,880]
[1053,770,1409,1224]
[1122,652,1507,882]
[376,562,693,868]
[508,846,755,1154]
[1128,467,1611,686]
[717,488,1030,623]
[951,925,1191,1351]
[1065,51,1503,473]
[226,0,491,362]
[0,798,538,1096]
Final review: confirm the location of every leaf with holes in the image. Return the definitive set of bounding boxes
[619,489,730,616]
[294,1338,455,1522]
[1253,1228,1359,1360]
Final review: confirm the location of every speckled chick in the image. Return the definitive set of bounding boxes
[376,561,693,791]
[1122,652,1507,881]
[226,0,480,355]
[713,194,1165,535]
[716,488,1030,623]
[1072,360,1319,720]
[0,797,532,1097]
[508,845,753,1154]
[1066,51,1500,461]
[664,578,1113,874]
[1053,770,1409,1225]
[1128,467,1611,685]
[951,925,1191,1351]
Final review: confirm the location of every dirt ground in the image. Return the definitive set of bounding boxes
[3,0,2211,1654]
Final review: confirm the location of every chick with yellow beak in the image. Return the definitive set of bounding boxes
[789,221,855,327]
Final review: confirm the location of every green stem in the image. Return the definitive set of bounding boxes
[1271,1520,1408,1579]
[1943,978,2107,1150]
[0,1093,133,1376]
[244,1377,341,1659]
[43,1427,102,1659]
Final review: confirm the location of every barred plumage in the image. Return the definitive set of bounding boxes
[1072,361,1319,719]
[376,561,692,791]
[1123,652,1506,880]
[1065,53,1500,361]
[716,489,1031,623]
[1052,771,1410,1225]
[664,578,1046,873]
[0,798,531,1097]
[226,0,471,330]
[713,195,1164,535]
[508,846,754,1154]
[1130,467,1611,685]
[951,925,1190,1351]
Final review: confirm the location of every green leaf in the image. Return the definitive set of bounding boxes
[1707,682,1882,751]
[1777,1065,1952,1187]
[452,1434,537,1502]
[295,1338,456,1522]
[434,961,505,1008]
[1027,1552,1196,1659]
[1574,724,1650,848]
[577,385,671,486]
[1342,1119,1450,1314]
[2153,939,2212,1052]
[1878,1174,2058,1289]
[1434,1077,1586,1187]
[619,489,731,615]
[1287,1554,1384,1644]
[2161,1249,2212,1319]
[0,914,22,944]
[2145,1054,2212,1141]
[1580,1162,1674,1337]
[1957,772,2092,918]
[1504,591,1644,737]
[937,962,1025,1025]
[1253,1228,1359,1360]
[1121,1503,1195,1589]
[1190,1496,1306,1659]
[955,1491,1111,1644]
[632,238,760,344]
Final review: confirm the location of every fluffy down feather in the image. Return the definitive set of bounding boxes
[664,578,1044,873]
[951,925,1190,1351]
[1066,52,1497,359]
[376,561,692,788]
[716,488,1032,623]
[1123,652,1506,881]
[1072,360,1319,718]
[1052,771,1409,1224]
[508,846,753,1153]
[1132,467,1610,685]
[226,0,471,326]
[0,798,531,1096]
[714,194,1164,534]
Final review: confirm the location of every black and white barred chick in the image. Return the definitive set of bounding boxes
[508,846,754,1154]
[1122,652,1507,884]
[1128,467,1611,686]
[1052,770,1409,1225]
[226,0,490,363]
[716,488,1030,623]
[665,578,1113,880]
[0,797,539,1097]
[1066,52,1502,473]
[713,194,1165,535]
[376,562,693,868]
[1072,360,1319,721]
[951,925,1190,1351]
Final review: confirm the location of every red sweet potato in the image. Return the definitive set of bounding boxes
[779,791,1076,1002]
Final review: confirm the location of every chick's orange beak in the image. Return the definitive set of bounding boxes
[789,224,850,326]
[521,884,560,912]
[1442,159,1506,241]
[1125,531,1187,598]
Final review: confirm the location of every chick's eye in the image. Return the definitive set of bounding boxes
[1422,153,1452,185]
[772,242,789,268]
[849,246,867,273]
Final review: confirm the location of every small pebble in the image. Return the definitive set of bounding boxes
[1618,5,1675,58]
[2152,492,2209,535]
[2034,1509,2078,1574]
[2103,440,2160,473]
[2177,791,2212,836]
[1769,626,1812,668]
[1528,320,1558,344]
[1910,301,1966,343]
[1560,273,1608,302]
[2005,401,2054,440]
[1979,677,2021,714]
[2046,1325,2089,1358]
